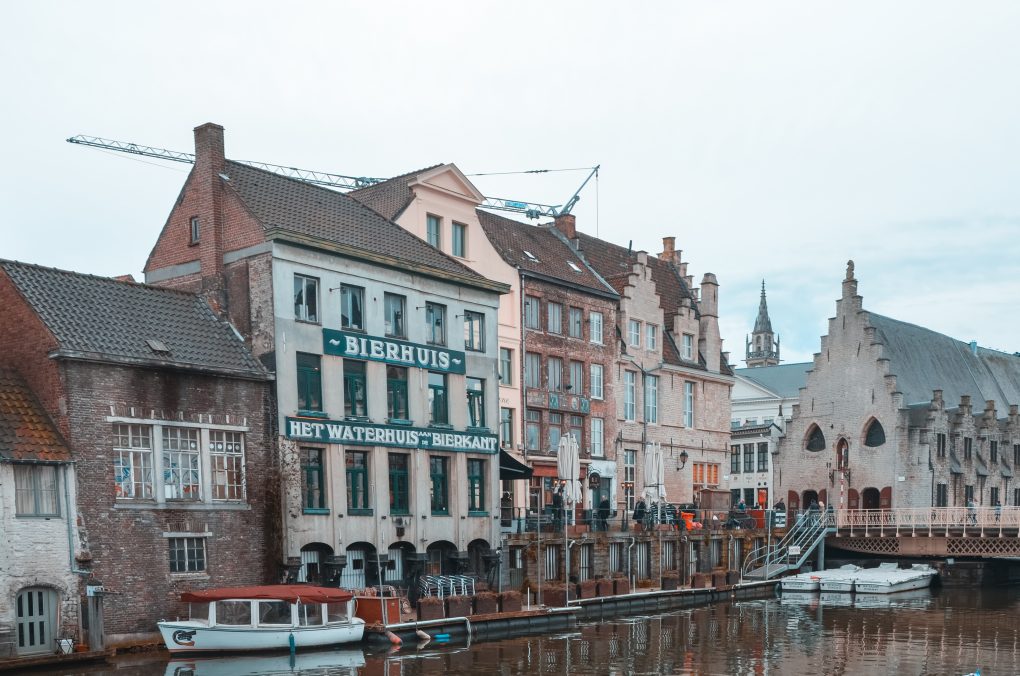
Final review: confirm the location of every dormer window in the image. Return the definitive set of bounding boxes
[524,250,539,262]
[189,217,200,244]
[567,261,582,273]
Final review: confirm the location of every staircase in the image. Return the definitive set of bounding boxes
[742,512,835,580]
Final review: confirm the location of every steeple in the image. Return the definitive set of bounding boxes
[745,280,780,367]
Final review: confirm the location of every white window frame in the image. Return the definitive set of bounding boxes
[524,296,541,329]
[646,324,657,351]
[293,274,319,323]
[682,333,694,360]
[684,381,694,427]
[568,307,583,338]
[525,352,541,388]
[590,418,604,458]
[452,222,467,257]
[547,357,563,392]
[628,320,641,348]
[427,214,442,248]
[210,431,246,501]
[547,302,562,334]
[590,363,604,400]
[589,312,604,344]
[644,375,658,424]
[624,371,636,421]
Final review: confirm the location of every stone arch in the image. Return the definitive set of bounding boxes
[801,489,819,509]
[847,488,860,509]
[467,539,494,580]
[863,418,886,448]
[805,424,826,452]
[384,541,416,587]
[836,437,849,470]
[787,490,800,511]
[298,542,333,584]
[342,541,377,589]
[425,540,458,575]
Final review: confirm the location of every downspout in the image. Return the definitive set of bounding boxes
[627,537,636,588]
[64,463,89,575]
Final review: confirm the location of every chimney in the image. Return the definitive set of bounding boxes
[660,236,676,263]
[698,272,721,372]
[554,214,576,240]
[194,122,225,175]
[192,122,227,312]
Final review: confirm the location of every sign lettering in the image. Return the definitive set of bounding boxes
[286,417,498,454]
[323,329,466,374]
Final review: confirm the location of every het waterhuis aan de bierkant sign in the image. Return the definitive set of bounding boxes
[286,417,498,454]
[323,329,466,375]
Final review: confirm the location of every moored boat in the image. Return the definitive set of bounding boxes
[816,564,864,593]
[853,564,937,594]
[780,572,822,592]
[158,585,365,654]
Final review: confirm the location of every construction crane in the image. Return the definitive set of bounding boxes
[66,135,594,220]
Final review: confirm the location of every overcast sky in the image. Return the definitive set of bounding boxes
[3,2,1019,364]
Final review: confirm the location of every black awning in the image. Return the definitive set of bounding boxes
[499,449,533,480]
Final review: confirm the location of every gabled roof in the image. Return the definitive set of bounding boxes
[868,313,1020,407]
[0,369,70,462]
[347,165,442,221]
[476,211,617,297]
[734,363,812,399]
[223,162,505,294]
[2,260,270,380]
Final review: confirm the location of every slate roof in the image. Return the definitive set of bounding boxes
[347,165,441,221]
[1,260,270,380]
[222,162,502,292]
[0,369,70,462]
[734,363,813,399]
[868,313,1020,407]
[476,211,617,296]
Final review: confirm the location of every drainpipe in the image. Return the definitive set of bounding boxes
[63,464,89,575]
[627,537,636,588]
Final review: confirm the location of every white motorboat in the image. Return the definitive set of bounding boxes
[780,572,822,592]
[816,564,864,593]
[853,564,937,594]
[158,585,365,654]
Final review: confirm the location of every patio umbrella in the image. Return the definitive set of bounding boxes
[557,434,581,507]
[643,442,666,505]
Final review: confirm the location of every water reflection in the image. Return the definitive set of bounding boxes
[47,588,1020,675]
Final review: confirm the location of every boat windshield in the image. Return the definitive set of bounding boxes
[258,600,292,626]
[326,601,349,623]
[188,602,210,624]
[216,600,252,626]
[297,603,324,626]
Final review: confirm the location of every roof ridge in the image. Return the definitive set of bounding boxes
[0,259,197,298]
[348,163,445,194]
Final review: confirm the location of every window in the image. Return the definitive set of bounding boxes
[452,222,467,257]
[684,382,694,427]
[964,436,973,460]
[548,412,563,450]
[428,372,448,425]
[1015,487,1020,507]
[568,307,583,338]
[548,357,563,392]
[499,348,513,385]
[730,444,741,473]
[427,214,441,247]
[259,601,292,626]
[693,462,720,487]
[210,431,245,501]
[500,408,514,449]
[589,312,604,344]
[628,320,641,348]
[346,451,370,512]
[524,352,541,388]
[340,285,364,331]
[682,333,694,360]
[990,440,999,463]
[464,311,485,351]
[624,371,636,420]
[388,454,409,515]
[216,600,251,625]
[113,424,154,499]
[590,418,604,457]
[1015,444,1020,466]
[467,458,486,513]
[343,359,368,418]
[297,353,323,413]
[163,427,202,501]
[426,302,446,346]
[624,450,636,510]
[13,464,59,516]
[524,296,541,329]
[547,302,562,334]
[864,419,886,447]
[806,424,826,452]
[525,410,541,451]
[386,366,409,421]
[569,360,584,393]
[964,484,975,504]
[936,433,947,458]
[189,216,200,244]
[936,483,948,507]
[169,537,206,573]
[430,456,449,514]
[467,377,486,428]
[569,415,583,447]
[743,443,754,473]
[646,324,657,350]
[758,442,769,472]
[294,274,319,323]
[990,486,1000,507]
[301,448,326,511]
[384,293,406,338]
[590,364,603,400]
[644,375,658,423]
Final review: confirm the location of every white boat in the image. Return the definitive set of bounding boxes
[780,572,822,592]
[158,585,366,654]
[853,564,937,594]
[816,564,864,593]
[164,649,366,676]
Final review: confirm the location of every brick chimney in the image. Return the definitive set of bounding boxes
[193,122,227,312]
[660,236,676,263]
[554,214,576,240]
[698,272,722,372]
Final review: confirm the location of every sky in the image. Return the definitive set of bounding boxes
[3,2,1019,364]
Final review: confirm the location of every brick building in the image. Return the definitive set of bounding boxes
[0,260,275,648]
[776,261,1020,511]
[144,124,510,590]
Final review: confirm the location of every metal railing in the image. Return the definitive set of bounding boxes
[836,506,1020,537]
[741,511,833,580]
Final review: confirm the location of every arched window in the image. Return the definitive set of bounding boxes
[864,419,886,447]
[806,424,826,452]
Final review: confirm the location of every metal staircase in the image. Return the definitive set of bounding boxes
[742,512,835,580]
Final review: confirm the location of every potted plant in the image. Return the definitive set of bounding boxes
[446,594,472,617]
[577,579,597,599]
[417,596,445,621]
[543,584,568,607]
[498,590,522,612]
[596,578,615,596]
[473,591,499,615]
[661,570,681,591]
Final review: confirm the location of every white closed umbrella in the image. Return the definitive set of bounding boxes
[557,434,581,507]
[643,442,666,504]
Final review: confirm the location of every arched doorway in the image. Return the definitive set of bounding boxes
[340,542,377,590]
[384,542,416,588]
[425,541,458,575]
[862,487,880,509]
[787,490,800,511]
[847,488,860,509]
[836,438,849,470]
[801,489,819,510]
[298,542,333,584]
[15,587,57,656]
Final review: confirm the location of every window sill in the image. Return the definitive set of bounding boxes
[115,502,250,511]
[303,508,331,515]
[431,512,451,517]
[345,415,370,423]
[468,511,489,517]
[294,318,321,326]
[14,514,63,519]
[429,423,453,430]
[390,511,410,517]
[347,508,374,516]
[170,572,210,581]
[466,426,491,434]
[297,410,328,419]
[388,418,413,426]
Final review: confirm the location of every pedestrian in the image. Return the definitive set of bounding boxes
[994,499,1001,523]
[633,498,647,530]
[598,496,611,532]
[552,488,564,529]
[737,498,747,511]
[967,497,977,525]
[774,498,786,512]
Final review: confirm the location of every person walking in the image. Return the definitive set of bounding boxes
[633,498,647,531]
[598,496,611,532]
[967,497,977,525]
[552,488,564,530]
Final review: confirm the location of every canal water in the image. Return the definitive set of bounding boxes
[43,587,1020,675]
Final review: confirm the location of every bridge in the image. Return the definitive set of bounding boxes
[742,507,1020,580]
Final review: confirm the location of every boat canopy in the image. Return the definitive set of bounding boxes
[180,585,354,605]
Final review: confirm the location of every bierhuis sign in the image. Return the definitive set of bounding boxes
[323,329,466,374]
[286,417,498,454]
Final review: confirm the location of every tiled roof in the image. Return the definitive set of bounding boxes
[0,370,70,462]
[734,363,812,399]
[476,211,617,296]
[223,162,502,292]
[1,261,270,379]
[347,165,441,221]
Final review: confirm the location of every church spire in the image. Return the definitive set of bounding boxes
[745,279,780,367]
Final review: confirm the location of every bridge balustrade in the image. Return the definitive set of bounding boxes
[835,506,1020,537]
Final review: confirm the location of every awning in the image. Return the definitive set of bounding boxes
[950,453,963,475]
[180,585,353,604]
[499,449,533,480]
[1002,464,1014,479]
[976,461,990,477]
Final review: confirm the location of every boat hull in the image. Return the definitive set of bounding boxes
[780,575,820,592]
[854,573,934,595]
[158,620,365,653]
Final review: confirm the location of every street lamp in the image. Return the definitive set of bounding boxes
[677,449,689,471]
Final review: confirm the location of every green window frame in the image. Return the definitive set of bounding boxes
[428,372,449,426]
[13,464,60,517]
[430,455,449,515]
[389,453,409,515]
[387,366,409,422]
[346,450,370,514]
[467,458,486,514]
[301,448,327,513]
[467,377,485,428]
[343,359,368,418]
[297,353,323,414]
